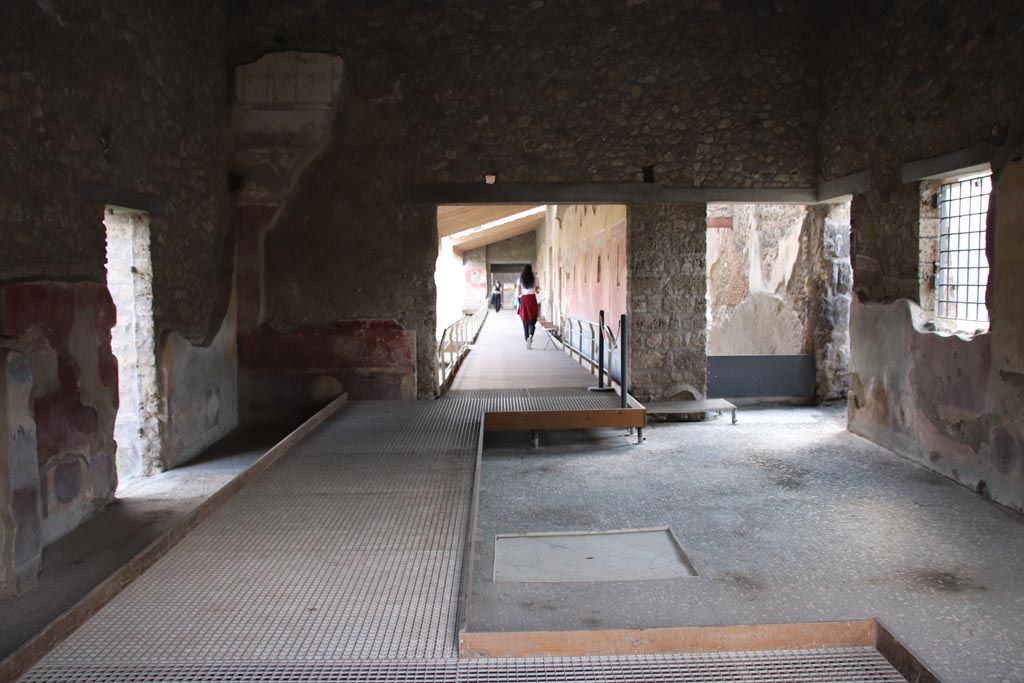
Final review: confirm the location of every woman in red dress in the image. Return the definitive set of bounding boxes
[516,265,540,349]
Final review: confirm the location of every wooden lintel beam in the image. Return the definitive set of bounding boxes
[414,182,819,206]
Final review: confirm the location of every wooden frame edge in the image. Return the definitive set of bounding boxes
[873,619,942,683]
[459,620,877,659]
[455,413,486,634]
[484,408,645,432]
[0,394,349,683]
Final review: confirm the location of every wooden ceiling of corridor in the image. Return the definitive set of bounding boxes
[438,204,544,254]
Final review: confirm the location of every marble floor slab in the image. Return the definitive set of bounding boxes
[493,528,697,582]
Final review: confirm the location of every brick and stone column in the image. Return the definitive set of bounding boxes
[626,203,708,402]
[850,180,930,304]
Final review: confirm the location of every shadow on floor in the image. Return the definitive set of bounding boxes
[0,421,301,661]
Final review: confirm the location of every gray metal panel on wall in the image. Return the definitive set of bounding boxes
[707,355,815,399]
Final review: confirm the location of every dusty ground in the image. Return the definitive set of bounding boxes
[471,404,1024,683]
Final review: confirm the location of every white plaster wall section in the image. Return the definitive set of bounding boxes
[847,298,919,455]
[105,212,162,480]
[161,282,239,470]
[753,205,806,296]
[435,236,467,332]
[849,294,1024,511]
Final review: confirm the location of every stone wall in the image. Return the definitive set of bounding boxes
[848,162,1024,512]
[457,246,488,316]
[233,1,820,188]
[627,203,706,403]
[849,180,925,304]
[104,212,161,479]
[227,1,822,399]
[231,52,382,417]
[812,203,854,401]
[487,232,535,265]
[0,3,236,582]
[819,0,1023,183]
[819,0,1024,507]
[0,1,232,341]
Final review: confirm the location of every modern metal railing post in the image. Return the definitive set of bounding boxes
[620,314,628,409]
[597,310,606,389]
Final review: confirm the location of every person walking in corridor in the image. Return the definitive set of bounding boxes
[490,281,502,313]
[516,265,540,349]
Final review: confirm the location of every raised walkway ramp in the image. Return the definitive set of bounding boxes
[448,311,645,437]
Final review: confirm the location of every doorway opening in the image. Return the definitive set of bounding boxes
[103,208,162,481]
[705,203,852,403]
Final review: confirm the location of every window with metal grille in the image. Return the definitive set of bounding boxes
[936,174,991,326]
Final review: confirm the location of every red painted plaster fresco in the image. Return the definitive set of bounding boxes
[239,320,416,400]
[1,282,118,530]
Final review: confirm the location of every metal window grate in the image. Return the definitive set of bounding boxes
[936,174,991,324]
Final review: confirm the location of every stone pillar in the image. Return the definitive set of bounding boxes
[917,180,942,318]
[850,181,929,304]
[812,203,853,401]
[991,161,1024,375]
[0,347,41,598]
[626,203,707,402]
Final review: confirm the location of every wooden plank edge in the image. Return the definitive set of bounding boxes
[0,394,349,683]
[484,408,646,432]
[455,413,486,634]
[459,620,877,659]
[873,619,943,683]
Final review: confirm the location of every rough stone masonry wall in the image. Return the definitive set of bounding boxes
[228,0,822,398]
[819,1,1024,509]
[819,0,1023,184]
[0,1,231,339]
[487,231,536,266]
[820,0,1023,305]
[627,204,706,403]
[0,1,234,579]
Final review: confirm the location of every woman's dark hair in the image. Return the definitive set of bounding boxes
[521,265,535,289]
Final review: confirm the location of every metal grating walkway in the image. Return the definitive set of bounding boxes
[21,648,906,682]
[18,324,909,682]
[23,401,479,675]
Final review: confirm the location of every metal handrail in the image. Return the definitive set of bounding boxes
[437,302,488,390]
[559,313,621,387]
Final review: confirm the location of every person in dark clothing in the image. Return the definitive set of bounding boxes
[490,281,502,313]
